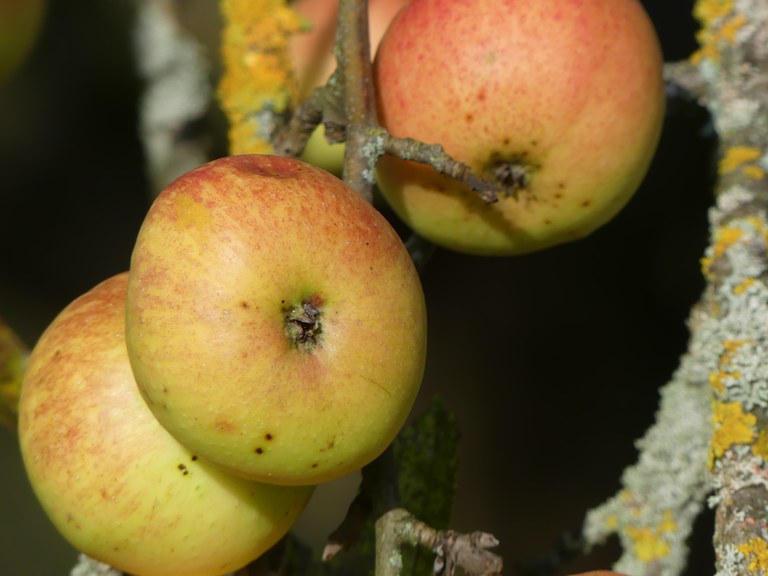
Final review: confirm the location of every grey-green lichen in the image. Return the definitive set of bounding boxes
[582,339,714,576]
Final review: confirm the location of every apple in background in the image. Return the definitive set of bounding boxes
[373,0,665,255]
[289,0,406,173]
[126,155,427,486]
[18,273,314,576]
[0,0,45,83]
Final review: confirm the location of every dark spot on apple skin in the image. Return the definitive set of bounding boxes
[502,137,510,146]
[177,463,189,476]
[544,219,552,225]
[477,90,486,102]
[581,199,592,207]
[265,433,273,441]
[255,447,264,455]
[465,113,474,123]
[191,455,198,461]
[240,301,249,309]
[311,463,319,469]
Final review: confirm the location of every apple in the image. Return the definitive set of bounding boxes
[373,0,665,255]
[18,273,314,576]
[0,0,45,83]
[125,154,427,486]
[289,0,406,173]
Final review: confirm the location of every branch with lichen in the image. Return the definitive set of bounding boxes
[376,509,502,576]
[133,0,213,195]
[584,1,768,574]
[218,0,303,155]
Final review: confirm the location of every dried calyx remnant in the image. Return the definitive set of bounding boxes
[483,152,535,196]
[284,299,323,351]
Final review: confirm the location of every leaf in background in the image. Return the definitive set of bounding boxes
[0,317,28,431]
[394,397,461,576]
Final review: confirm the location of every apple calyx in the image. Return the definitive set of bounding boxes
[483,153,536,198]
[284,299,323,351]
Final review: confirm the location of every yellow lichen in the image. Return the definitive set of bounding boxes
[753,429,768,461]
[690,0,746,65]
[734,278,757,295]
[720,146,762,174]
[626,525,671,562]
[742,165,766,180]
[218,0,303,154]
[710,400,757,468]
[719,146,764,177]
[738,538,768,573]
[713,226,745,259]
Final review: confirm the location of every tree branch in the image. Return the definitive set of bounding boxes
[375,508,502,576]
[133,0,212,196]
[584,2,768,575]
[335,0,378,201]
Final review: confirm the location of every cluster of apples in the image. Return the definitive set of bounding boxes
[18,156,427,576]
[17,0,664,574]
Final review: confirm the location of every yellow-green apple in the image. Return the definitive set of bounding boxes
[126,154,427,485]
[373,0,665,255]
[0,0,45,83]
[18,273,313,576]
[289,0,406,173]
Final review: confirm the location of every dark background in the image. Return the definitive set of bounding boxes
[0,1,716,574]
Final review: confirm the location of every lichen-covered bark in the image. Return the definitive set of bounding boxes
[584,1,768,574]
[134,0,212,195]
[218,0,302,155]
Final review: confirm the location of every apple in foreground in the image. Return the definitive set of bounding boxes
[126,155,427,485]
[373,0,665,255]
[289,0,406,173]
[18,273,314,576]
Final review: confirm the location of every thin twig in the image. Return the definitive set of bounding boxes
[336,0,378,201]
[376,509,502,576]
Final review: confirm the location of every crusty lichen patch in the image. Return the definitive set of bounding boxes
[710,400,757,468]
[690,0,747,64]
[737,538,768,573]
[218,0,303,154]
[719,146,766,181]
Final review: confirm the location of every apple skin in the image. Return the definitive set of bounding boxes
[290,0,406,173]
[18,273,314,576]
[0,0,46,83]
[126,155,427,486]
[373,0,665,255]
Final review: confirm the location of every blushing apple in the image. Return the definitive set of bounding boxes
[18,273,313,576]
[289,0,406,173]
[126,155,427,486]
[373,0,665,255]
[0,0,45,83]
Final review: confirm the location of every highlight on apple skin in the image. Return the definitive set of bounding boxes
[18,273,314,576]
[126,155,427,486]
[373,0,666,256]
